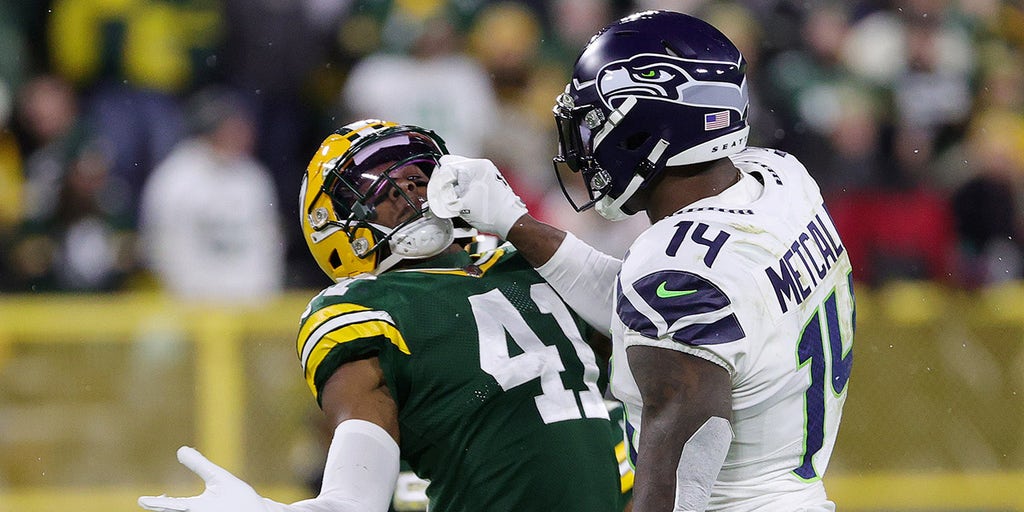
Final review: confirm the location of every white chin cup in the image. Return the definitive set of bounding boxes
[389,209,455,258]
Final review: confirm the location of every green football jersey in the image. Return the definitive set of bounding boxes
[296,246,627,512]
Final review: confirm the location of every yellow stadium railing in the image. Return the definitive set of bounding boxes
[0,291,318,512]
[1,282,1023,512]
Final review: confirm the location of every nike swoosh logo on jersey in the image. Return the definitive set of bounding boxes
[656,282,697,298]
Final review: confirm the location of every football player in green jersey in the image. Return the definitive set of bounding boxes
[139,119,632,512]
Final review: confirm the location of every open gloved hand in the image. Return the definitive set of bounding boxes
[138,447,276,512]
[427,155,529,239]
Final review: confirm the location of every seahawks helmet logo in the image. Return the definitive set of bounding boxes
[594,53,748,113]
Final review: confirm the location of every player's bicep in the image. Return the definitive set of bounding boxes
[321,357,400,442]
[628,345,731,426]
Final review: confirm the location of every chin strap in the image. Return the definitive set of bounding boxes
[374,252,406,275]
[594,136,669,221]
[595,174,645,221]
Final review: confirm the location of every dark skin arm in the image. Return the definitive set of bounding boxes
[320,356,401,443]
[628,345,731,511]
[503,213,566,268]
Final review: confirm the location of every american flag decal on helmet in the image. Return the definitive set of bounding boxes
[704,111,730,130]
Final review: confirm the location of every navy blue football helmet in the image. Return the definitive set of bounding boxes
[553,10,750,220]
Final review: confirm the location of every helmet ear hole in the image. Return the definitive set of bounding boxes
[622,132,651,151]
[329,249,342,269]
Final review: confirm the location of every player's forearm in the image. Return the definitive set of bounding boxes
[503,213,566,267]
[632,396,698,510]
[631,454,684,511]
[633,417,731,512]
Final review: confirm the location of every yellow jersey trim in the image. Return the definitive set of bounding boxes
[297,302,410,399]
[615,440,635,492]
[394,248,506,277]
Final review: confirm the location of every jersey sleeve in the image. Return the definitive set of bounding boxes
[296,293,410,404]
[615,223,749,374]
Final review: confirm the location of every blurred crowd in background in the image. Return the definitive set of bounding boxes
[1,0,1023,300]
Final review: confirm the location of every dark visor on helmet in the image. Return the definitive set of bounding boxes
[326,130,443,223]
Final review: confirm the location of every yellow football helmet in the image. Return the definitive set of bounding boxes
[300,119,457,281]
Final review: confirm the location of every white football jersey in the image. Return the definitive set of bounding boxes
[611,147,854,511]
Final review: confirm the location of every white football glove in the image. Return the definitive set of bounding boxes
[138,446,277,512]
[140,420,399,512]
[427,155,529,239]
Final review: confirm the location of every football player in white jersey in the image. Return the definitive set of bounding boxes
[428,10,855,512]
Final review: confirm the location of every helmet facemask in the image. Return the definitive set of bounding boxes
[553,91,656,221]
[552,90,615,214]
